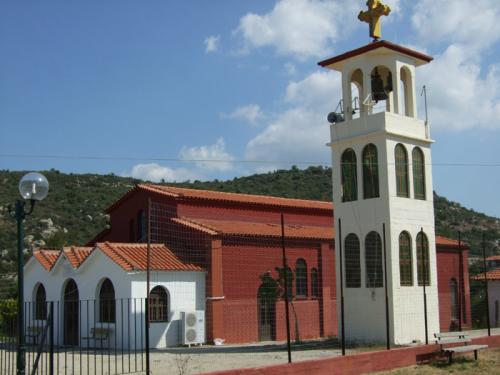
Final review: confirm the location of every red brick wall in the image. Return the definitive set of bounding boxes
[219,242,335,343]
[177,201,333,227]
[436,248,471,331]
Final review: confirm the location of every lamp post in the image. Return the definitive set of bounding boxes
[9,172,49,375]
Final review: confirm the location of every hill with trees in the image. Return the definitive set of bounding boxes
[1,167,498,291]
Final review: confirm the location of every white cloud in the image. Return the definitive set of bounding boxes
[412,0,500,51]
[235,0,359,60]
[180,138,235,171]
[204,35,220,53]
[128,163,200,182]
[284,62,297,76]
[245,70,340,164]
[220,104,263,125]
[418,44,500,131]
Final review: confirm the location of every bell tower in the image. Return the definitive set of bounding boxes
[319,6,439,344]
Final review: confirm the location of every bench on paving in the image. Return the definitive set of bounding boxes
[434,332,488,364]
[82,327,112,348]
[26,326,43,345]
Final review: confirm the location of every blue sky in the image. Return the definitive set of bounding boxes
[1,0,500,217]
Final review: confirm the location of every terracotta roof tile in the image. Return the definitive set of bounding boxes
[486,255,500,261]
[172,217,335,241]
[63,246,94,268]
[96,242,203,272]
[435,236,468,248]
[472,268,500,281]
[32,249,60,271]
[106,184,333,213]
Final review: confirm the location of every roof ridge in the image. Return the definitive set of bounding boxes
[144,184,331,205]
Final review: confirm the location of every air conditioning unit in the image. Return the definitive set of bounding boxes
[181,311,205,346]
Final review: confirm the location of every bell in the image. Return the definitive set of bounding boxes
[371,68,388,102]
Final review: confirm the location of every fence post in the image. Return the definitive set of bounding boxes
[482,233,491,336]
[420,228,429,345]
[458,231,463,332]
[382,223,390,350]
[280,213,292,363]
[49,302,54,375]
[338,218,345,356]
[145,298,150,374]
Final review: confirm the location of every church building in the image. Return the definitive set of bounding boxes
[25,1,473,348]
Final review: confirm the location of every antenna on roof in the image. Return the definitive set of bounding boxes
[421,85,430,139]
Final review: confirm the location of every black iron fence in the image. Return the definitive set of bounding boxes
[0,298,148,375]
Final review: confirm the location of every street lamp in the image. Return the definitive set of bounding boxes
[9,172,49,375]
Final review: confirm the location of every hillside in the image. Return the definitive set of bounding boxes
[1,167,499,277]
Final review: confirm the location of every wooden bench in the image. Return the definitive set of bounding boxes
[26,326,43,345]
[81,328,112,348]
[434,332,488,364]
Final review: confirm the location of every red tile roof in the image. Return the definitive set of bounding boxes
[106,184,333,213]
[96,242,203,272]
[172,218,466,249]
[63,247,94,268]
[172,217,335,241]
[318,40,433,68]
[32,249,60,271]
[435,236,468,249]
[472,269,500,281]
[487,255,500,261]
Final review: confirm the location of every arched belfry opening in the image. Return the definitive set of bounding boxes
[370,65,394,113]
[399,66,415,117]
[350,69,363,119]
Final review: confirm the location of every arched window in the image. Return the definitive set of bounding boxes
[149,286,169,322]
[295,259,308,298]
[345,234,361,288]
[416,232,430,286]
[311,268,319,298]
[365,231,383,288]
[450,279,459,323]
[362,144,379,199]
[412,147,426,200]
[99,279,116,323]
[399,232,413,286]
[341,149,358,202]
[395,144,409,197]
[35,284,47,320]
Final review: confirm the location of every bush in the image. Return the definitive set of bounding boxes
[0,299,17,336]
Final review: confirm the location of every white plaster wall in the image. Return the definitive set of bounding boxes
[24,250,206,348]
[130,271,206,348]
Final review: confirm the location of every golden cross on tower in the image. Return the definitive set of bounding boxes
[358,0,391,40]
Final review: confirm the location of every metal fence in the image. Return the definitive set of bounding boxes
[0,298,148,375]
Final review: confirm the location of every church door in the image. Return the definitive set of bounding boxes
[64,279,79,346]
[258,287,276,342]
